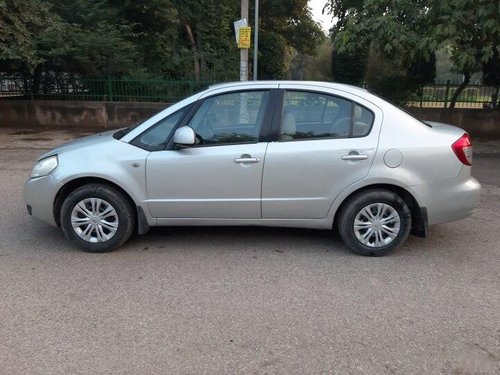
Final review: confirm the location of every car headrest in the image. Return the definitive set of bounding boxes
[282,112,296,136]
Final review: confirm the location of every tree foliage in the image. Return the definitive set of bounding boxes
[483,49,500,108]
[331,49,366,85]
[0,0,324,87]
[363,47,436,104]
[290,40,333,81]
[257,0,325,79]
[172,0,240,80]
[0,0,59,71]
[325,0,500,106]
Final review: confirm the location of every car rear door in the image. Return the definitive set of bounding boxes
[262,85,382,219]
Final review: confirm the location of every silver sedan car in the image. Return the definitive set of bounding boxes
[24,81,481,256]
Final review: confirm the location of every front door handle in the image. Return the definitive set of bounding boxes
[341,153,368,161]
[234,156,261,164]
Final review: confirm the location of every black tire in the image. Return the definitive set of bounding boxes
[337,189,411,256]
[60,184,135,253]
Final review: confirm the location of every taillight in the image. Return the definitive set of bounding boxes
[452,133,472,166]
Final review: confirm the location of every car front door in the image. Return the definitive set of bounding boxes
[146,89,275,219]
[262,87,382,219]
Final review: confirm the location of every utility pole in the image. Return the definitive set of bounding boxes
[253,0,259,80]
[240,0,248,81]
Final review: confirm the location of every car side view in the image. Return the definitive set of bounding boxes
[24,81,481,256]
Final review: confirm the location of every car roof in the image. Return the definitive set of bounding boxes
[208,80,368,95]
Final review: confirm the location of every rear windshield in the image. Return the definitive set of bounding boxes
[367,91,432,127]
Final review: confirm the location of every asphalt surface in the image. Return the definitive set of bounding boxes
[0,127,499,374]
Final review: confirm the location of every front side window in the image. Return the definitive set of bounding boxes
[189,91,269,146]
[131,107,189,151]
[280,91,374,141]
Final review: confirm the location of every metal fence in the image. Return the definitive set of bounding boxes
[0,76,497,108]
[0,75,216,102]
[407,81,498,109]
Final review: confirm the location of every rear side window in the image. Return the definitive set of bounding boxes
[280,91,374,141]
[352,103,374,137]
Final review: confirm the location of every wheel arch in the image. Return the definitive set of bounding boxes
[53,177,138,228]
[332,183,428,237]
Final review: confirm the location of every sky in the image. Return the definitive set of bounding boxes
[308,0,333,33]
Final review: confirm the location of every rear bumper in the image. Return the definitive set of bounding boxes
[409,174,481,226]
[23,175,62,226]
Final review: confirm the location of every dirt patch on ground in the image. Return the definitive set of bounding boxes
[19,137,53,142]
[9,130,41,135]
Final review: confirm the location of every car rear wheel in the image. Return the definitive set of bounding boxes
[337,189,411,256]
[60,184,135,252]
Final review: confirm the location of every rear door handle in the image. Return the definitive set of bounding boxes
[341,153,368,161]
[234,157,261,164]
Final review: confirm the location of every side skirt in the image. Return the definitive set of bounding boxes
[155,217,332,230]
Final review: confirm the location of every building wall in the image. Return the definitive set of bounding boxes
[407,108,500,139]
[0,100,169,129]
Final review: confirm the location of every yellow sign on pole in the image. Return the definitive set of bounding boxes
[238,27,251,49]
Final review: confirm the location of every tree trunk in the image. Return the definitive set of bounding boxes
[491,86,499,109]
[185,23,200,81]
[22,73,30,99]
[32,64,43,97]
[449,72,471,108]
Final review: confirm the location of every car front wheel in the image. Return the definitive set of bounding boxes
[60,184,135,252]
[337,189,412,256]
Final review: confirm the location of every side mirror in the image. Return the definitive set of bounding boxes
[173,126,196,147]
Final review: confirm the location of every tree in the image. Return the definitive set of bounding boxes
[291,40,333,81]
[331,48,366,85]
[432,0,499,107]
[112,0,180,77]
[1,0,325,87]
[171,0,241,81]
[363,47,435,105]
[0,0,59,73]
[0,0,142,97]
[0,0,77,96]
[325,0,436,102]
[325,0,500,107]
[483,50,500,109]
[258,31,292,79]
[257,0,324,79]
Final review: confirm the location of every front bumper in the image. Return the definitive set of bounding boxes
[23,174,63,226]
[409,175,481,226]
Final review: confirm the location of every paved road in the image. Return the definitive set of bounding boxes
[0,128,499,374]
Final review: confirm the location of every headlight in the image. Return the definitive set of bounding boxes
[31,155,58,178]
